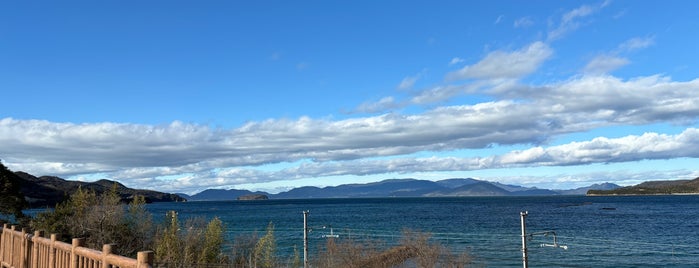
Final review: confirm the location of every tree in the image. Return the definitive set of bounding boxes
[153,211,227,267]
[0,161,28,223]
[31,185,154,257]
[254,222,277,268]
[154,211,183,266]
[200,217,225,264]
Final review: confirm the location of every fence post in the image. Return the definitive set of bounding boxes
[101,244,114,268]
[19,228,30,268]
[70,238,84,268]
[136,251,154,268]
[20,228,28,268]
[48,234,57,268]
[32,231,42,268]
[0,224,5,265]
[10,226,16,267]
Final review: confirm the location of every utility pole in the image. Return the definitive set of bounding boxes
[520,211,567,268]
[303,210,309,268]
[520,211,528,268]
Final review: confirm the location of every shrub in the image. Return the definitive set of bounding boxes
[254,222,277,268]
[312,229,473,268]
[31,185,152,257]
[153,210,227,267]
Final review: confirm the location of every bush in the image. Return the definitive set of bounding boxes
[153,210,227,267]
[253,222,277,268]
[312,229,472,268]
[31,185,152,257]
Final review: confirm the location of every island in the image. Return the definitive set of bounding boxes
[236,194,269,200]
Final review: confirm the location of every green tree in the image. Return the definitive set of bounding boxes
[254,222,277,268]
[124,195,154,256]
[200,217,225,264]
[154,211,183,266]
[153,211,227,267]
[31,185,154,257]
[0,162,28,222]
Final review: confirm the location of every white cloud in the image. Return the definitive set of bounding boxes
[584,54,630,74]
[547,2,606,41]
[354,97,402,113]
[145,128,699,193]
[398,72,423,90]
[449,57,464,65]
[445,41,552,81]
[494,15,504,25]
[410,84,472,104]
[618,36,655,52]
[513,17,534,28]
[3,73,698,191]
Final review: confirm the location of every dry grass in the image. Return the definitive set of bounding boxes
[311,229,473,268]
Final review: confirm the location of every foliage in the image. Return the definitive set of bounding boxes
[254,222,277,268]
[25,179,475,267]
[0,162,28,222]
[31,185,153,257]
[230,232,259,267]
[312,230,472,268]
[587,177,699,195]
[201,217,225,263]
[153,210,227,267]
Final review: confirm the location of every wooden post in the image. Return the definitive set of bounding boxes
[0,224,5,265]
[32,231,42,268]
[102,244,113,268]
[10,226,16,267]
[136,251,154,268]
[48,234,57,268]
[20,228,27,268]
[70,238,83,268]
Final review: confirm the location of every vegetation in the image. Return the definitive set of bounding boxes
[0,161,28,224]
[587,177,699,195]
[31,185,154,257]
[313,230,472,268]
[12,171,475,267]
[253,222,277,268]
[154,211,227,266]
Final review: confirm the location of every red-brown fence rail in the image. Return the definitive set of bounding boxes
[0,224,153,268]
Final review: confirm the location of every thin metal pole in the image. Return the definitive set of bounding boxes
[303,210,309,268]
[520,211,528,268]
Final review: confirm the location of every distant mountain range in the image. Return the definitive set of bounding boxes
[181,178,622,201]
[12,171,185,207]
[587,177,699,195]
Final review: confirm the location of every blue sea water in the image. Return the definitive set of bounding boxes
[146,195,699,267]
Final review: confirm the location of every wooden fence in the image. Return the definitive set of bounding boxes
[0,224,153,268]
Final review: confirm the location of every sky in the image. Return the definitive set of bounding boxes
[2,1,699,195]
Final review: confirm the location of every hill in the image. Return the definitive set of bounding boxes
[587,178,699,195]
[183,178,621,200]
[558,182,621,195]
[273,179,447,199]
[13,171,185,207]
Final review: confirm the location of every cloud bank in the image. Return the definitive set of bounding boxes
[2,3,697,194]
[2,71,698,192]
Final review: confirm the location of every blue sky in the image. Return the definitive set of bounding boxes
[2,1,699,194]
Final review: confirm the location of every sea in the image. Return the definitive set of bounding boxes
[145,195,699,267]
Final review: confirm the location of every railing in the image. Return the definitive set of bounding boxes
[0,224,153,268]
